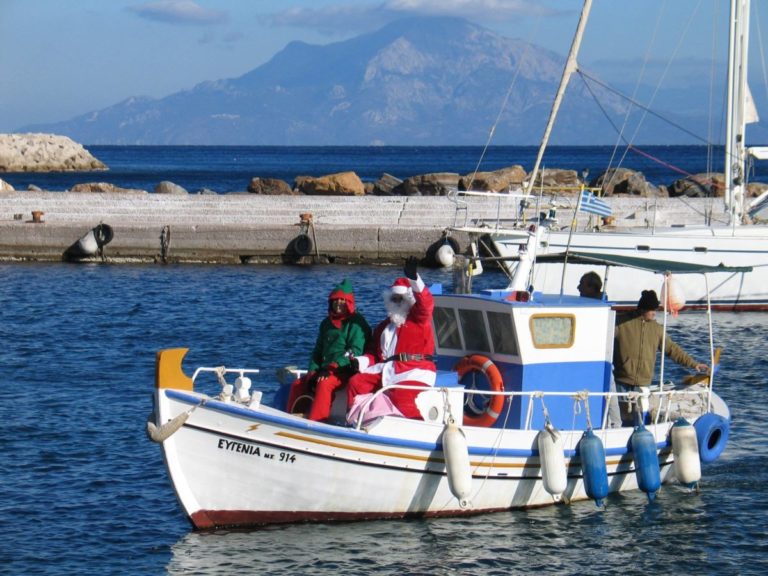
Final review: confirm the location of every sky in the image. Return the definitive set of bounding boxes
[1,0,767,133]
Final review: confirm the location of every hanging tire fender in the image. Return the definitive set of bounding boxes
[693,412,730,463]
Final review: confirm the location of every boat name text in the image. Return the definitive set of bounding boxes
[217,439,296,463]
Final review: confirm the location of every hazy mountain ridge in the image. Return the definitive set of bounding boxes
[21,16,742,146]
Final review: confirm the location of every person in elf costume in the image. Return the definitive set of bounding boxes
[346,257,436,419]
[287,279,371,422]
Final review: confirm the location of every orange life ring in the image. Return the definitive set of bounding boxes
[454,354,505,427]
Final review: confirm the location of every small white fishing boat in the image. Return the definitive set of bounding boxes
[149,250,740,530]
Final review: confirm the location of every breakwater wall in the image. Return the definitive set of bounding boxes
[0,192,726,264]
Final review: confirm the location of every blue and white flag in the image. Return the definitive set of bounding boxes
[579,190,612,217]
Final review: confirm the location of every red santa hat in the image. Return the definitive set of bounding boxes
[390,277,412,295]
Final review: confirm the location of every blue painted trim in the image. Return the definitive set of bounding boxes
[164,390,670,459]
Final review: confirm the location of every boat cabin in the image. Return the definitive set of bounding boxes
[432,288,615,430]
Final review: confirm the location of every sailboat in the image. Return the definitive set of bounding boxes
[470,0,768,310]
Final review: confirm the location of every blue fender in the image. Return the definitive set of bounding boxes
[693,413,730,463]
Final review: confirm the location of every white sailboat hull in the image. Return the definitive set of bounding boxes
[493,225,768,310]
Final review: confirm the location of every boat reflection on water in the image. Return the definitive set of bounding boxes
[165,489,710,575]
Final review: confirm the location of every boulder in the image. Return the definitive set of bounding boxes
[528,168,580,191]
[590,168,659,196]
[669,173,724,197]
[154,181,188,195]
[748,182,768,198]
[247,177,295,195]
[459,165,526,192]
[27,184,43,192]
[69,182,147,194]
[295,171,365,196]
[394,172,460,196]
[0,133,107,172]
[372,173,403,196]
[0,178,14,192]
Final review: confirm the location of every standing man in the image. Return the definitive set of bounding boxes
[287,279,371,422]
[346,257,436,419]
[613,289,708,425]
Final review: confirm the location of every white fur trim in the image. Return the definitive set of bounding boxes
[355,356,371,372]
[391,285,409,295]
[411,275,425,293]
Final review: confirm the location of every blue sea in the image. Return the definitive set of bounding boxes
[1,147,767,575]
[2,144,764,193]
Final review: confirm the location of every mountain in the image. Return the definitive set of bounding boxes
[19,16,736,146]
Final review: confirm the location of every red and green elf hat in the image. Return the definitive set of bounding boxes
[328,278,356,314]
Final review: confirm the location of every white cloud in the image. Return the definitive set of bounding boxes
[128,1,227,26]
[262,0,552,35]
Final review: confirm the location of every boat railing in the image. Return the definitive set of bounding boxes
[351,382,710,431]
[191,366,261,386]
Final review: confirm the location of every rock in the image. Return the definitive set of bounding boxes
[529,168,580,191]
[372,173,403,196]
[394,172,460,196]
[69,182,147,194]
[247,177,295,195]
[669,173,724,197]
[295,171,365,196]
[0,133,107,172]
[364,181,375,195]
[590,168,656,196]
[0,178,14,192]
[195,188,217,195]
[27,184,43,192]
[459,165,526,192]
[154,181,188,195]
[748,182,768,198]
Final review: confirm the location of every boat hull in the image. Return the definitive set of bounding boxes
[155,387,678,530]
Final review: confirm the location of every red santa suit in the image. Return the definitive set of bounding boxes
[346,275,436,419]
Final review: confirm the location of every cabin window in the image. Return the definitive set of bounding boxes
[459,309,491,352]
[433,306,462,350]
[487,311,518,355]
[529,314,575,348]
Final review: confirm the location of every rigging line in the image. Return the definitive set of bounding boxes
[621,0,707,148]
[754,0,768,109]
[467,19,544,192]
[604,0,669,186]
[579,74,713,188]
[578,70,710,144]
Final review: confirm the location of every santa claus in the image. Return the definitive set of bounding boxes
[346,256,436,419]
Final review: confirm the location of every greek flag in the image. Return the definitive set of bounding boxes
[579,190,612,217]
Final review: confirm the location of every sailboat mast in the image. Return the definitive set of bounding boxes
[524,0,593,196]
[724,0,751,227]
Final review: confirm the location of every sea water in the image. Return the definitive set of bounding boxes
[2,145,762,193]
[1,262,767,575]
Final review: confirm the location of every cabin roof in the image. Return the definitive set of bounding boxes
[534,251,753,274]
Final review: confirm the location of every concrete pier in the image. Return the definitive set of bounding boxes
[0,191,725,264]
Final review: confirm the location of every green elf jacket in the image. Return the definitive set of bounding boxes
[613,311,698,387]
[308,312,371,372]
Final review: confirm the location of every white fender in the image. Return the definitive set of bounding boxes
[435,244,456,268]
[442,422,472,508]
[537,424,568,498]
[671,419,701,487]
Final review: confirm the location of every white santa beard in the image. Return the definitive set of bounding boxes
[385,299,412,327]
